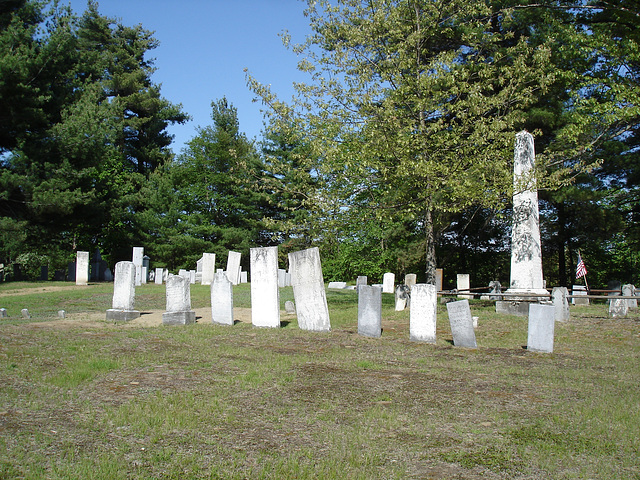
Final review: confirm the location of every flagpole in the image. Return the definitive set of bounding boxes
[578,249,590,293]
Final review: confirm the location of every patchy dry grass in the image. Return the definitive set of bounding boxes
[0,282,639,478]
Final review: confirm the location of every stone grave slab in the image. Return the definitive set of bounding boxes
[358,285,381,338]
[527,303,555,353]
[410,284,437,343]
[446,300,477,348]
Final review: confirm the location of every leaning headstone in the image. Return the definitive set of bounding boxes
[527,303,555,353]
[201,253,216,286]
[211,271,233,326]
[250,246,280,328]
[395,284,411,311]
[0,308,7,318]
[505,131,547,297]
[358,285,382,338]
[106,261,140,321]
[163,275,195,325]
[456,274,471,299]
[154,268,163,285]
[75,251,89,286]
[285,301,296,314]
[446,300,477,348]
[226,251,241,285]
[622,284,637,309]
[288,247,331,332]
[382,272,395,294]
[552,287,570,322]
[21,308,30,319]
[572,285,589,305]
[609,297,629,318]
[410,284,437,343]
[404,274,417,289]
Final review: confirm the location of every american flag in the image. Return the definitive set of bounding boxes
[576,253,587,279]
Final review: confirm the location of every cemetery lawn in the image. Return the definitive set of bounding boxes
[1,283,639,479]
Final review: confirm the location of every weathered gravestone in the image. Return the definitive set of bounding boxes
[201,253,216,286]
[356,276,368,288]
[285,301,296,314]
[163,275,196,325]
[358,285,382,338]
[395,285,411,311]
[211,271,233,326]
[0,308,7,318]
[609,297,629,318]
[278,269,287,288]
[404,274,417,289]
[527,303,555,353]
[572,285,589,305]
[75,251,89,286]
[410,284,437,343]
[446,300,477,348]
[240,271,248,284]
[106,261,140,321]
[154,268,163,285]
[132,247,144,286]
[288,247,331,332]
[328,281,348,289]
[382,272,395,294]
[21,308,30,319]
[552,286,570,322]
[456,274,472,299]
[58,310,66,318]
[226,251,242,285]
[435,269,443,292]
[622,284,637,309]
[250,246,280,328]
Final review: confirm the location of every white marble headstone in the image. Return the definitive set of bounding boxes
[211,271,233,326]
[75,251,89,286]
[226,251,241,285]
[288,247,330,332]
[358,285,381,338]
[410,284,437,343]
[250,246,280,328]
[527,303,555,353]
[201,253,216,286]
[382,272,395,293]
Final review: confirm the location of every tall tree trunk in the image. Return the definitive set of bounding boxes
[425,208,437,285]
[557,201,567,286]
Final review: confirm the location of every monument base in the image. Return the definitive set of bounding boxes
[106,309,141,322]
[162,311,196,325]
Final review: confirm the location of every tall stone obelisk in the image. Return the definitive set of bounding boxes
[507,131,547,296]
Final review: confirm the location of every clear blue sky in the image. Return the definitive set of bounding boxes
[66,0,312,154]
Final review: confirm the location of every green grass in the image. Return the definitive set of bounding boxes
[0,281,639,478]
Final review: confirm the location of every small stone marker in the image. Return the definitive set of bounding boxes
[288,247,331,332]
[527,303,555,353]
[57,310,66,319]
[211,271,233,326]
[226,251,242,285]
[410,284,437,343]
[201,253,216,286]
[154,267,163,285]
[240,271,248,283]
[328,281,347,289]
[163,275,196,325]
[106,261,140,321]
[0,308,7,318]
[552,287,570,322]
[250,246,280,328]
[382,272,395,294]
[446,300,477,348]
[395,285,410,311]
[21,308,30,319]
[358,285,382,338]
[609,297,629,318]
[75,251,89,286]
[285,301,296,314]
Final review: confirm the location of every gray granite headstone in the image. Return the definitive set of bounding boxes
[288,247,331,332]
[75,251,89,286]
[106,261,140,321]
[446,300,477,348]
[250,246,280,328]
[527,303,555,353]
[163,275,195,325]
[211,271,233,326]
[552,286,570,322]
[358,285,382,338]
[410,284,437,343]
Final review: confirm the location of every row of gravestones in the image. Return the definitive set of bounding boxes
[103,246,564,353]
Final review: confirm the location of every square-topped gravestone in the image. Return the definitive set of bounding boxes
[163,275,196,325]
[456,274,471,299]
[382,272,395,293]
[250,246,280,328]
[154,267,163,285]
[226,251,241,285]
[572,285,589,305]
[446,300,477,348]
[410,284,437,343]
[211,271,233,326]
[527,303,555,353]
[288,247,331,332]
[76,251,89,286]
[356,276,368,288]
[609,297,629,318]
[201,253,216,286]
[552,286,570,322]
[358,285,381,338]
[435,269,443,292]
[277,269,287,288]
[106,261,140,321]
[404,274,417,289]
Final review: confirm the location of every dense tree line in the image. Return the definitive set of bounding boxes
[1,0,638,287]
